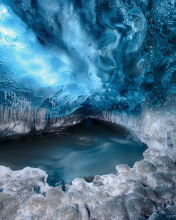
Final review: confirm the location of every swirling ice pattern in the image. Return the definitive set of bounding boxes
[0,0,175,116]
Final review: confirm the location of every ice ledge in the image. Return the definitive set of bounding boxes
[1,104,176,163]
[94,106,176,162]
[1,150,176,219]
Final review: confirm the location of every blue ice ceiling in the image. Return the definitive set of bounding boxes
[0,0,175,116]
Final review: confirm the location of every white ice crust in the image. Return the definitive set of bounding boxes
[0,106,176,219]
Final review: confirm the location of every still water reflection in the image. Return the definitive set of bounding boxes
[0,119,146,183]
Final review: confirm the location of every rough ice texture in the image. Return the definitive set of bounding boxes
[0,0,175,145]
[1,104,176,219]
[1,98,176,219]
[1,151,176,219]
[0,0,175,116]
[98,105,176,162]
[0,0,176,219]
[1,101,176,164]
[0,91,84,138]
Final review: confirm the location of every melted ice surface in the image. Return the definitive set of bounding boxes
[0,119,146,183]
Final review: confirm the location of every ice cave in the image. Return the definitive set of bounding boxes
[0,0,176,219]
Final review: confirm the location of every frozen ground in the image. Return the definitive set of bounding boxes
[1,148,176,219]
[0,107,176,219]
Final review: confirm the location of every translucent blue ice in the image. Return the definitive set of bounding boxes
[0,0,175,116]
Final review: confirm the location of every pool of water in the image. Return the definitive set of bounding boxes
[0,119,147,184]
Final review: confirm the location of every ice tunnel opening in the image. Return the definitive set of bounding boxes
[0,118,147,184]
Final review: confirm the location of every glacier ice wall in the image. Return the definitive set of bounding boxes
[0,0,175,138]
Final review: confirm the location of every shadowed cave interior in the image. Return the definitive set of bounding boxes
[0,118,147,184]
